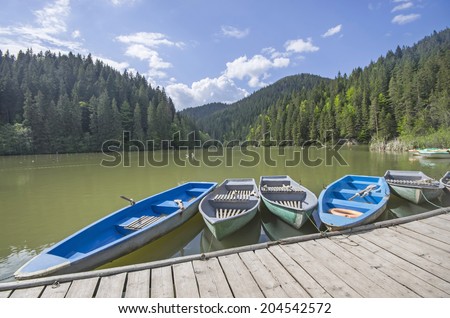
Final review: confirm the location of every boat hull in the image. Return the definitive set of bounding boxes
[15,182,217,280]
[259,175,318,229]
[202,206,258,241]
[260,196,314,229]
[199,178,261,241]
[384,170,444,204]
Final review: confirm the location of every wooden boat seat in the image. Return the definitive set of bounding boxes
[123,215,165,230]
[215,208,246,218]
[213,190,253,201]
[261,185,303,193]
[275,200,304,209]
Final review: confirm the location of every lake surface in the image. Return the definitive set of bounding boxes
[1,146,449,281]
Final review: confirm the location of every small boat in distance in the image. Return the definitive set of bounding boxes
[199,178,260,240]
[384,170,444,204]
[259,175,317,229]
[418,148,450,159]
[440,171,450,191]
[14,182,217,280]
[318,175,390,231]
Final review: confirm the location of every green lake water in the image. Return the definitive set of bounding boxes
[1,146,449,281]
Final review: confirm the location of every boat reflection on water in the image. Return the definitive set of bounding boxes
[200,214,264,253]
[260,202,318,241]
[97,213,205,270]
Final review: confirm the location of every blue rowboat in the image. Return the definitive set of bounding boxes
[199,179,260,240]
[14,182,217,280]
[318,175,390,231]
[259,175,318,229]
[384,170,444,204]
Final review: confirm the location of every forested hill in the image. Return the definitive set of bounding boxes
[180,102,229,121]
[0,50,197,155]
[189,29,450,144]
[184,74,329,140]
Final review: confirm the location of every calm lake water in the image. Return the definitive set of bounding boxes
[1,146,449,281]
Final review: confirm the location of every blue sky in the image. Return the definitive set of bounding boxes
[0,0,449,110]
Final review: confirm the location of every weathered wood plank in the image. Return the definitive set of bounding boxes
[41,282,71,298]
[239,250,288,298]
[301,239,388,297]
[334,236,426,297]
[0,290,11,298]
[125,270,150,298]
[280,243,360,297]
[173,262,199,298]
[95,273,127,298]
[400,220,450,245]
[151,266,174,298]
[367,228,450,273]
[192,258,233,298]
[9,286,44,298]
[319,237,417,297]
[254,248,310,298]
[435,213,450,221]
[218,253,263,297]
[65,277,99,298]
[268,245,331,298]
[352,233,450,296]
[417,216,450,231]
[393,225,449,252]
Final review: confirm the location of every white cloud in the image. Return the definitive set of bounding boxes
[322,24,342,38]
[166,75,248,110]
[116,32,184,79]
[392,2,413,12]
[284,38,319,53]
[71,30,81,38]
[34,0,70,34]
[225,54,290,88]
[109,0,139,6]
[392,13,420,25]
[221,25,250,39]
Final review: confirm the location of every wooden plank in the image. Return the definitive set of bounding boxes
[367,228,450,272]
[66,277,99,298]
[417,216,450,231]
[95,273,127,298]
[268,245,330,297]
[254,249,310,298]
[239,250,287,297]
[301,239,388,297]
[280,243,360,297]
[218,253,263,297]
[41,282,71,298]
[173,262,199,298]
[319,237,417,297]
[192,258,233,298]
[400,220,450,245]
[125,270,150,298]
[0,290,12,298]
[333,235,428,297]
[151,266,174,298]
[352,233,450,296]
[435,213,450,221]
[393,225,449,252]
[9,286,44,298]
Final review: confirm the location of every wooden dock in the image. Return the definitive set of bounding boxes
[1,208,449,298]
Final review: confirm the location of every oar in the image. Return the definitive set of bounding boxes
[348,184,377,201]
[120,195,135,206]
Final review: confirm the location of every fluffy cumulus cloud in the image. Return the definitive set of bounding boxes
[116,32,184,79]
[284,38,319,53]
[166,76,248,110]
[221,25,250,39]
[225,55,290,87]
[322,24,342,38]
[392,13,421,25]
